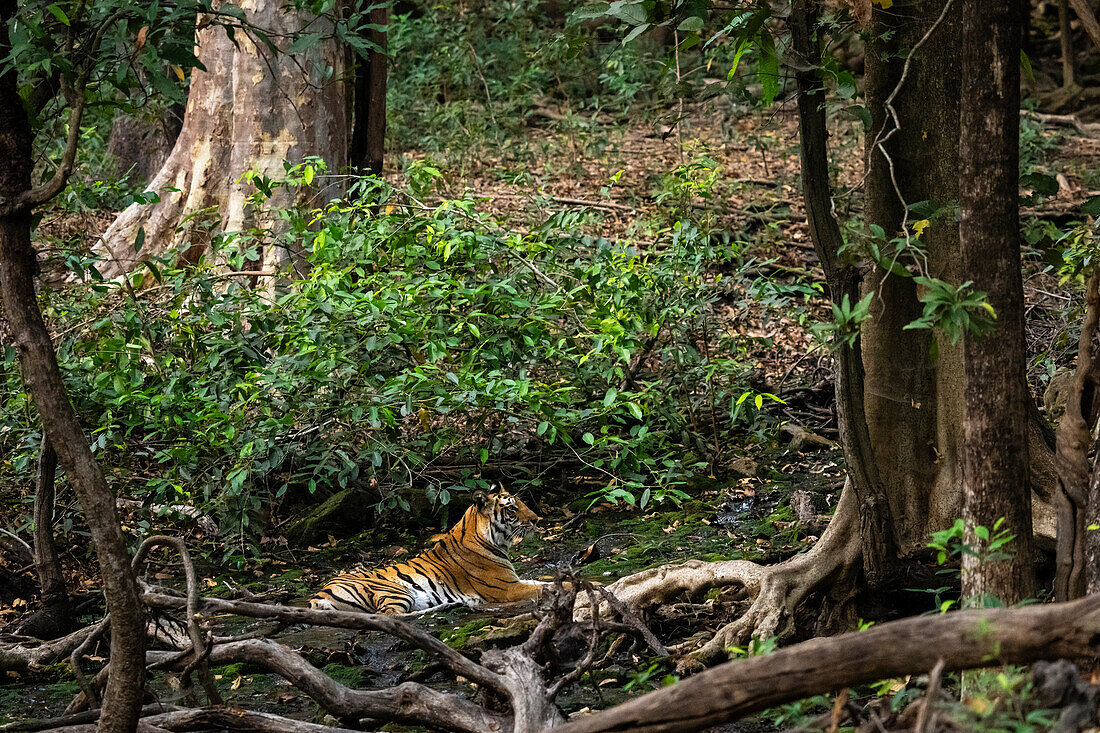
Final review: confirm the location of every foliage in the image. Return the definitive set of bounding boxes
[1,165,770,557]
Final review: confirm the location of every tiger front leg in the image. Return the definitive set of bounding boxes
[496,580,548,604]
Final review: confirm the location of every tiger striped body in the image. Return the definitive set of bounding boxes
[310,489,545,615]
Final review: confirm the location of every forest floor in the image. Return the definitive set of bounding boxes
[3,90,1100,729]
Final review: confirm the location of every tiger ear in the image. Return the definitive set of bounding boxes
[473,491,490,510]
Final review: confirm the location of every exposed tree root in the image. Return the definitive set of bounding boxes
[585,482,862,672]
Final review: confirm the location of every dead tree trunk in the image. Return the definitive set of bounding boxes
[92,0,347,281]
[958,0,1035,604]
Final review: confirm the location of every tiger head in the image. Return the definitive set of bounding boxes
[474,486,539,548]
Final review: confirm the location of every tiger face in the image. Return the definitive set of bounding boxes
[476,487,539,547]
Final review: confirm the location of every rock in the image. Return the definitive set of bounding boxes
[1044,368,1075,423]
[284,488,371,544]
[1032,660,1100,733]
[790,490,817,525]
[729,456,759,477]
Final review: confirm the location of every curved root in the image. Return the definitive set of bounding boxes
[584,481,863,673]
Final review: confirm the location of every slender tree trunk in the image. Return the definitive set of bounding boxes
[0,3,145,730]
[27,435,74,638]
[93,0,347,281]
[349,2,388,175]
[959,0,1035,604]
[1060,0,1078,89]
[790,0,893,585]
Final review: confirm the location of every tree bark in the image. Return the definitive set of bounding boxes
[25,435,74,638]
[0,4,146,730]
[92,0,347,281]
[790,0,893,586]
[958,0,1035,604]
[1060,0,1078,89]
[349,1,388,175]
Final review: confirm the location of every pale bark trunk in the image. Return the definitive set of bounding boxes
[93,0,347,281]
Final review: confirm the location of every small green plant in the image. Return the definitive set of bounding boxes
[727,635,778,659]
[815,292,874,349]
[904,278,997,345]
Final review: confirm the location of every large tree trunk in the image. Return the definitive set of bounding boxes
[0,6,146,729]
[862,0,1055,556]
[92,0,347,281]
[594,0,1058,663]
[958,0,1035,603]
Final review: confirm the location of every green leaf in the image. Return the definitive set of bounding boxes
[143,260,162,283]
[622,22,651,43]
[758,31,780,106]
[602,387,618,407]
[134,226,146,253]
[46,4,70,25]
[1020,49,1033,79]
[1082,196,1100,217]
[677,16,705,32]
[582,432,595,445]
[611,2,648,25]
[288,32,322,56]
[571,2,611,20]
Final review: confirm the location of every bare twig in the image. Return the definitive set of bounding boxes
[914,658,945,733]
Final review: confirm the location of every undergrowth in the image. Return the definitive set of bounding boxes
[0,163,777,559]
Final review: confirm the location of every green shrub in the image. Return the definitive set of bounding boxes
[1,165,769,558]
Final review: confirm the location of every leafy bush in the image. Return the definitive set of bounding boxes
[1,166,768,557]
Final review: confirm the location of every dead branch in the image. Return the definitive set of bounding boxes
[0,623,99,673]
[116,499,219,535]
[554,594,1100,733]
[146,639,506,733]
[140,591,509,696]
[39,706,365,733]
[131,536,221,704]
[1,704,185,732]
[1022,110,1100,138]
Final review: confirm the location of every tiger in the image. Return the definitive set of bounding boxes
[309,487,546,615]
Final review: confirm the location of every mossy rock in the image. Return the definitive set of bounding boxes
[285,488,372,543]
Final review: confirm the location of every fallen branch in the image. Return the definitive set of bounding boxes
[146,639,506,733]
[140,591,509,696]
[116,499,219,536]
[554,594,1100,733]
[0,623,99,673]
[1022,109,1100,138]
[35,706,363,733]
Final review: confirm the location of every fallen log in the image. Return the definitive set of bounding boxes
[37,705,365,733]
[554,594,1100,733]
